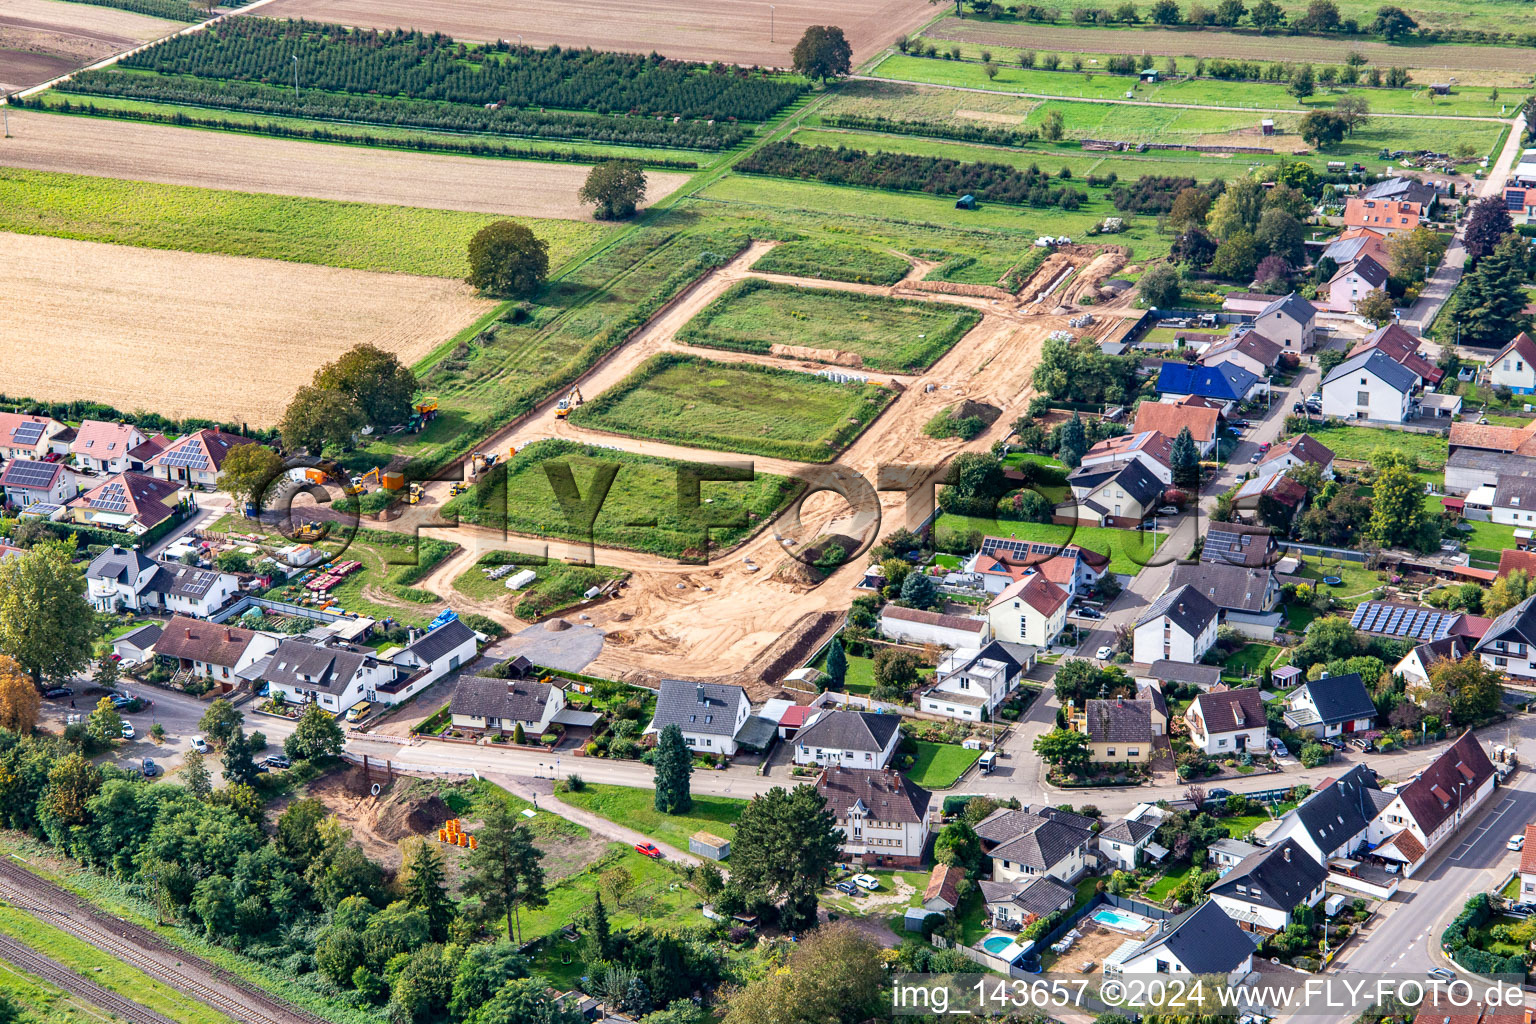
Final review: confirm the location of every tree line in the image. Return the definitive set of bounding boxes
[737,141,1088,209]
[123,19,804,122]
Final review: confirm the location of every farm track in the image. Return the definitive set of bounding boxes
[0,932,177,1024]
[0,858,327,1024]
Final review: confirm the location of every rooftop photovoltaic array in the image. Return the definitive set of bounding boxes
[8,422,45,447]
[171,567,215,597]
[3,461,59,489]
[160,442,209,469]
[88,482,129,513]
[1348,602,1454,641]
[979,538,1074,563]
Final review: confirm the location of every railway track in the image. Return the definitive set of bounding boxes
[0,858,327,1024]
[0,931,177,1024]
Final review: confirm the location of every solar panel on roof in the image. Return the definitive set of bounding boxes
[1349,606,1368,628]
[3,462,57,489]
[1385,608,1404,633]
[9,423,44,446]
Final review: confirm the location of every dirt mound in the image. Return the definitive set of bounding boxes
[907,279,1013,301]
[1063,250,1129,305]
[544,617,572,631]
[771,557,821,588]
[950,399,1000,424]
[374,792,454,842]
[769,343,862,367]
[1016,252,1076,303]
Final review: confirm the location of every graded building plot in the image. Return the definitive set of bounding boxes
[0,232,496,427]
[922,18,1536,81]
[252,0,936,67]
[750,238,912,285]
[678,278,983,373]
[444,439,803,560]
[568,354,897,463]
[0,166,609,278]
[0,0,184,91]
[0,110,690,221]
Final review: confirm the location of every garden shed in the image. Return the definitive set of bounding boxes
[689,831,730,861]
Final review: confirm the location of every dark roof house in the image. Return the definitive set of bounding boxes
[1136,584,1218,637]
[796,710,901,753]
[1207,838,1327,920]
[1168,561,1276,614]
[452,676,557,724]
[650,679,749,737]
[1123,900,1256,975]
[976,807,1094,871]
[1082,698,1154,745]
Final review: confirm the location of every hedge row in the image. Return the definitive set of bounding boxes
[820,113,1040,147]
[73,0,205,22]
[23,98,701,169]
[0,392,268,442]
[1441,892,1528,977]
[737,140,1087,209]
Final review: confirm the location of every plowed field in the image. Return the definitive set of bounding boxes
[0,0,183,90]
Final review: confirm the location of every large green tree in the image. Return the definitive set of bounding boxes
[221,730,260,786]
[1427,657,1502,724]
[824,638,847,690]
[198,698,244,747]
[790,25,853,82]
[401,839,454,941]
[463,800,548,942]
[729,785,841,931]
[87,697,124,747]
[467,221,549,298]
[217,443,287,515]
[1170,426,1200,489]
[652,724,694,815]
[0,539,94,685]
[285,703,345,762]
[314,343,418,429]
[1452,235,1532,347]
[279,384,363,454]
[1033,728,1091,768]
[578,160,648,220]
[722,922,884,1024]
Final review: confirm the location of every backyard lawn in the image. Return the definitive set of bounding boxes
[1143,863,1193,903]
[556,783,748,851]
[906,739,981,788]
[934,513,1163,575]
[1300,423,1448,470]
[1223,813,1272,839]
[1220,643,1283,682]
[1296,558,1385,605]
[810,650,935,696]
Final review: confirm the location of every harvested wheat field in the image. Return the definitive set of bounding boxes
[0,110,689,219]
[0,232,494,426]
[0,0,183,90]
[252,0,934,66]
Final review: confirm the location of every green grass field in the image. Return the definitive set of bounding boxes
[556,783,748,850]
[934,512,1163,574]
[0,167,604,278]
[1297,559,1386,603]
[1298,422,1448,469]
[1221,643,1283,681]
[517,844,708,945]
[678,278,983,373]
[451,551,626,620]
[444,439,802,559]
[751,238,912,285]
[906,740,982,788]
[568,354,897,462]
[1143,862,1194,902]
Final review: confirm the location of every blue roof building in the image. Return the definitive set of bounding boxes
[1155,361,1259,404]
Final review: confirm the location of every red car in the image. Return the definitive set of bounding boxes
[634,842,662,859]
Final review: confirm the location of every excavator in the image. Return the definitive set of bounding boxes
[554,386,584,419]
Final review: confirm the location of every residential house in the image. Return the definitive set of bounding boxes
[127,434,171,472]
[1447,420,1536,493]
[1097,816,1158,870]
[1282,672,1377,738]
[1504,148,1536,226]
[67,472,187,535]
[965,538,1108,598]
[153,615,278,689]
[1132,584,1218,665]
[1155,361,1260,410]
[980,875,1075,928]
[1168,561,1280,638]
[1255,434,1335,482]
[1491,474,1536,527]
[646,679,753,755]
[1206,839,1327,934]
[254,635,404,713]
[1342,196,1424,234]
[1394,635,1469,694]
[1186,687,1268,757]
[1488,332,1536,394]
[1139,683,1169,736]
[146,429,257,490]
[1349,324,1444,387]
[1223,291,1285,314]
[1323,255,1390,313]
[1362,176,1439,211]
[0,459,74,508]
[70,421,147,476]
[1139,660,1223,690]
[815,766,931,868]
[1474,593,1536,682]
[1519,823,1536,899]
[1080,430,1175,485]
[1365,731,1496,877]
[1267,764,1390,864]
[920,640,1036,721]
[986,573,1070,647]
[793,710,902,769]
[879,605,991,648]
[923,864,965,914]
[1199,330,1284,379]
[386,617,480,703]
[1202,522,1278,569]
[0,413,68,462]
[1078,697,1154,764]
[111,622,163,666]
[1208,837,1261,872]
[1132,400,1221,457]
[1322,227,1390,268]
[975,807,1093,884]
[1233,472,1309,520]
[449,675,567,736]
[87,547,238,617]
[1320,349,1417,422]
[1059,459,1162,528]
[1104,900,1256,982]
[1252,292,1317,352]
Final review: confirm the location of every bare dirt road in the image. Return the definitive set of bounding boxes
[0,0,182,90]
[253,0,936,67]
[0,109,690,218]
[0,231,494,426]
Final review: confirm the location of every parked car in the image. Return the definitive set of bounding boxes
[1428,968,1454,982]
[634,842,662,859]
[190,735,209,754]
[1293,402,1305,413]
[1249,453,1261,463]
[1094,645,1114,660]
[43,687,72,699]
[1259,441,1271,452]
[1078,607,1104,620]
[120,722,135,739]
[835,881,859,895]
[853,874,880,891]
[1510,834,1525,851]
[1156,506,1180,516]
[263,754,291,770]
[142,758,161,778]
[1205,788,1233,805]
[1231,418,1250,428]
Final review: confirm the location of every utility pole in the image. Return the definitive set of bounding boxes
[2,93,9,139]
[770,5,775,42]
[292,54,300,102]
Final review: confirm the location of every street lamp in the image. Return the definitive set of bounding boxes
[292,54,300,101]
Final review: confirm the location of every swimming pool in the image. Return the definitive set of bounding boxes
[981,935,1015,954]
[1093,908,1155,932]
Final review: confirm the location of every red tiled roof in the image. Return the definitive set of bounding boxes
[0,413,59,453]
[988,573,1069,618]
[153,615,258,668]
[70,420,144,459]
[0,459,64,490]
[1494,331,1536,371]
[1377,828,1428,865]
[1260,433,1334,469]
[1084,430,1173,469]
[1396,731,1495,837]
[67,472,182,529]
[1498,549,1536,577]
[1350,324,1444,384]
[1132,402,1220,444]
[924,864,965,907]
[1521,823,1536,876]
[882,605,988,634]
[128,434,171,464]
[780,705,812,728]
[146,429,257,474]
[1448,417,1536,455]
